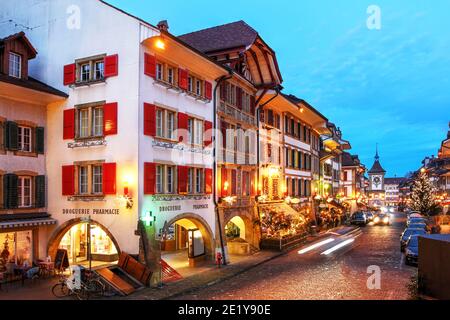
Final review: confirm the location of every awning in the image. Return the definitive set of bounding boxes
[0,218,57,230]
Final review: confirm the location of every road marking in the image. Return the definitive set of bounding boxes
[298,238,335,254]
[321,238,355,255]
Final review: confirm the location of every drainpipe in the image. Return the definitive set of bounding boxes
[213,73,232,265]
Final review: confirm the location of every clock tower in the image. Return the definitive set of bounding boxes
[368,146,386,207]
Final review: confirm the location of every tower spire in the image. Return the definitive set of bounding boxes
[375,143,379,161]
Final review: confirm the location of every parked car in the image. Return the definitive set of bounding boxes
[404,235,420,266]
[373,213,391,226]
[351,212,367,226]
[366,212,374,222]
[408,223,427,231]
[400,228,427,252]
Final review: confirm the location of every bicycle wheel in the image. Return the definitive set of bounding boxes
[52,282,69,298]
[87,279,105,299]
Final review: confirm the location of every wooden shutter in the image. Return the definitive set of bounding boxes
[103,163,117,195]
[63,109,75,140]
[177,112,189,143]
[221,167,228,197]
[35,175,46,208]
[3,174,18,209]
[144,103,156,136]
[178,166,189,194]
[251,172,257,196]
[178,69,188,90]
[205,81,213,100]
[35,127,45,154]
[250,95,256,115]
[62,165,75,196]
[63,63,76,86]
[144,53,156,78]
[103,102,118,136]
[205,169,213,194]
[204,121,213,147]
[220,83,227,101]
[236,87,242,109]
[5,121,18,151]
[144,163,156,195]
[104,54,119,77]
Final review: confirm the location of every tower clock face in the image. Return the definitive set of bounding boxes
[371,175,383,190]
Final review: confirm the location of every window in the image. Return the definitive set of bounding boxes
[18,126,32,152]
[188,118,204,145]
[188,168,204,194]
[79,166,88,195]
[76,104,104,139]
[242,171,251,196]
[92,165,103,194]
[155,108,176,140]
[188,76,193,92]
[167,67,174,84]
[156,63,164,81]
[196,79,202,96]
[0,231,33,269]
[93,60,104,80]
[9,52,22,78]
[155,164,176,194]
[80,63,91,82]
[18,176,32,208]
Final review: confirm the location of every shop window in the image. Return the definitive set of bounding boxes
[155,107,176,140]
[0,231,33,270]
[18,126,32,152]
[75,103,104,139]
[18,176,32,208]
[8,52,22,78]
[155,164,176,194]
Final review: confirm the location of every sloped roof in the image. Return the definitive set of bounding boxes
[369,159,386,174]
[342,152,360,167]
[384,177,408,185]
[179,20,259,54]
[0,31,37,58]
[0,73,68,98]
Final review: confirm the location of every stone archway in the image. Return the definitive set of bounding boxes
[224,212,253,243]
[47,218,121,261]
[162,213,215,261]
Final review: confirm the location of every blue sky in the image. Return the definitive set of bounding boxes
[106,0,450,177]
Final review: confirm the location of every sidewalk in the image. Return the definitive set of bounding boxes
[122,225,355,300]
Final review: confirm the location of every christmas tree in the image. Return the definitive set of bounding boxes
[410,170,435,215]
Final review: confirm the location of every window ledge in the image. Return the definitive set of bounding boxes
[153,79,182,92]
[13,151,38,158]
[185,92,210,103]
[151,194,211,201]
[68,138,107,149]
[72,79,106,88]
[68,195,106,202]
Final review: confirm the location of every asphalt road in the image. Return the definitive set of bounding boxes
[174,212,416,300]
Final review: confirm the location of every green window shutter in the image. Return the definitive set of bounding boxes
[35,175,46,208]
[35,127,45,154]
[5,121,18,151]
[4,174,18,209]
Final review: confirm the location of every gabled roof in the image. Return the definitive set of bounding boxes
[342,152,361,167]
[384,177,408,185]
[283,94,328,122]
[0,31,37,59]
[179,20,259,54]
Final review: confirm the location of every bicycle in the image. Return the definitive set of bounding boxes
[52,269,105,300]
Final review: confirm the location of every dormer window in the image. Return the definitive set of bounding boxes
[9,52,22,78]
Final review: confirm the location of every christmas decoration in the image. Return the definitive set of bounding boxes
[410,170,436,216]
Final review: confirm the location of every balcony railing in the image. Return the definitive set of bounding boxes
[218,101,256,127]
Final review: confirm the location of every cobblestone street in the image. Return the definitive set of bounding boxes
[174,212,416,300]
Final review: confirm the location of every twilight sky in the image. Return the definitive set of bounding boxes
[107,0,450,177]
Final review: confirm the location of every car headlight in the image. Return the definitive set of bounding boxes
[374,217,380,223]
[383,217,389,223]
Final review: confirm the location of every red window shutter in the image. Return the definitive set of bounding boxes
[177,112,189,143]
[221,167,228,197]
[205,169,213,194]
[205,81,213,100]
[144,103,156,136]
[144,163,156,195]
[250,95,256,115]
[104,54,119,78]
[102,163,117,195]
[62,165,75,196]
[178,166,189,194]
[63,63,76,86]
[204,121,213,147]
[178,69,188,90]
[63,108,75,140]
[103,102,118,136]
[144,53,156,78]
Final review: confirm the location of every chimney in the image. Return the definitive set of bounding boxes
[157,20,169,32]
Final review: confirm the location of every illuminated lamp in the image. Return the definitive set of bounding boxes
[155,38,166,50]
